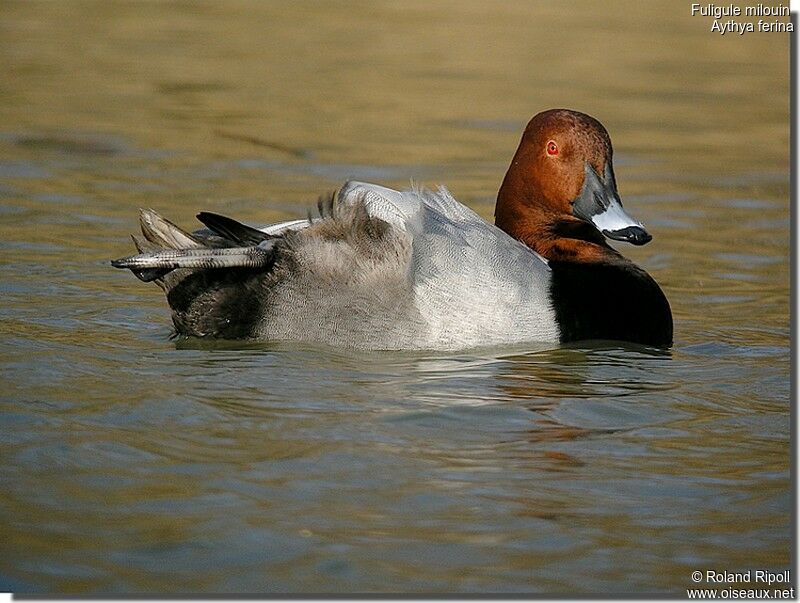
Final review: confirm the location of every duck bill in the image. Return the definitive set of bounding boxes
[572,162,652,246]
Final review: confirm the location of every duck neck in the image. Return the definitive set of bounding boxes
[495,183,672,346]
[495,183,621,265]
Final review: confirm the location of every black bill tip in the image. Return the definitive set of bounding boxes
[602,226,652,246]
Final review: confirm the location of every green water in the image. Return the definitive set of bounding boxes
[0,1,790,594]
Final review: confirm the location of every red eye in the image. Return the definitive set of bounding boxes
[546,141,559,156]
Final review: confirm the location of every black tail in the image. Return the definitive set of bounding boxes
[111,210,280,283]
[196,212,276,246]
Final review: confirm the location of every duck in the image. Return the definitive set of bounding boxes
[112,109,673,350]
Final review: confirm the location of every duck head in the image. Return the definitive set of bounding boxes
[496,109,651,261]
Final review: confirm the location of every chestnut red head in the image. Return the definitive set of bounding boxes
[497,109,651,250]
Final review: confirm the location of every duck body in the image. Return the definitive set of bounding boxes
[126,182,560,349]
[113,109,672,349]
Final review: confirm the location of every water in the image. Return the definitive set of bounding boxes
[0,1,791,595]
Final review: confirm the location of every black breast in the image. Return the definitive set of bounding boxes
[548,259,673,346]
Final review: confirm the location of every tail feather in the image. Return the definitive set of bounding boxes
[139,208,202,250]
[196,211,274,246]
[131,233,157,254]
[318,190,336,219]
[112,241,277,281]
[113,208,282,283]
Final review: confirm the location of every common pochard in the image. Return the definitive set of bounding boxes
[112,109,673,349]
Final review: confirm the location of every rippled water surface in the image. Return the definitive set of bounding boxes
[0,1,791,595]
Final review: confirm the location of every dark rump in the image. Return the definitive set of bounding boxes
[166,267,272,338]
